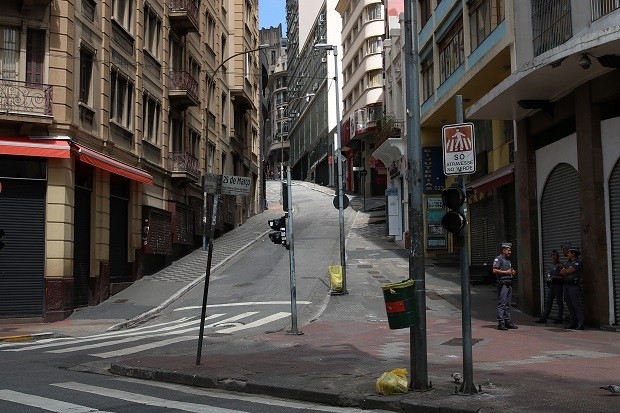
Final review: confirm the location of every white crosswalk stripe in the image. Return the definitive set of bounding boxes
[1,311,292,359]
[0,389,114,413]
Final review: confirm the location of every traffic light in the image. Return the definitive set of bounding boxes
[0,229,4,251]
[441,187,467,235]
[268,215,288,248]
[282,182,289,211]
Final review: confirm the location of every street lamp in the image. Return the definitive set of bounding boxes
[314,43,347,294]
[202,43,269,250]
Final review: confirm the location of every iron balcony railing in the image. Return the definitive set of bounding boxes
[171,151,199,178]
[168,0,199,30]
[0,78,53,116]
[591,0,620,20]
[532,0,572,56]
[169,70,199,104]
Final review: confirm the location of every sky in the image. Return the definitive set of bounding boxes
[259,0,287,32]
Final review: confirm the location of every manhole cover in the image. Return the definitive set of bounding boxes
[442,337,483,346]
[234,282,253,288]
[114,299,128,303]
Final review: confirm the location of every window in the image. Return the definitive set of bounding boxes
[110,69,134,129]
[532,0,572,56]
[189,56,200,82]
[419,0,432,26]
[0,27,20,80]
[366,36,383,54]
[82,0,96,22]
[113,0,133,32]
[170,116,183,152]
[438,21,464,84]
[421,58,434,102]
[190,129,200,157]
[469,0,504,50]
[206,12,216,53]
[366,3,383,21]
[207,142,215,172]
[367,69,383,87]
[79,48,94,105]
[142,93,161,145]
[144,6,161,58]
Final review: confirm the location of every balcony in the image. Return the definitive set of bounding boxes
[230,130,245,155]
[0,79,53,123]
[170,152,199,185]
[20,0,52,13]
[168,0,199,35]
[168,71,199,110]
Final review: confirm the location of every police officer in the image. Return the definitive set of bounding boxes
[536,249,564,324]
[493,242,518,330]
[560,246,584,330]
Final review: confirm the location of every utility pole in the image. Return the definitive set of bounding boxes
[404,0,430,390]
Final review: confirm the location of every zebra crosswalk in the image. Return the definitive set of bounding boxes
[0,310,291,359]
[0,378,385,412]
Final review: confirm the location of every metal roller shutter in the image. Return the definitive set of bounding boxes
[609,162,620,325]
[540,163,580,317]
[0,179,45,317]
[470,196,496,266]
[73,186,91,307]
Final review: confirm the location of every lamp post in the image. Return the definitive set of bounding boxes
[203,43,269,250]
[314,43,347,295]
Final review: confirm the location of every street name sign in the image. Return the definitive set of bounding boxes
[442,122,476,175]
[203,173,251,196]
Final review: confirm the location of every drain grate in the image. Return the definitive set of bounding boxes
[114,299,128,303]
[442,337,483,346]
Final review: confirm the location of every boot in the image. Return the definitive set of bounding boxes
[505,321,518,329]
[498,322,508,331]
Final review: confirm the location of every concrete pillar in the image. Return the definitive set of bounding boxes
[574,83,609,327]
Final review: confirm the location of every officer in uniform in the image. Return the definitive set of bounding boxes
[536,249,564,324]
[560,246,584,330]
[493,242,518,330]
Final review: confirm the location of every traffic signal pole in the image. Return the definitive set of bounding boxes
[455,95,477,394]
[286,166,302,335]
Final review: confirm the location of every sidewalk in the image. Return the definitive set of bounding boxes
[3,183,620,412]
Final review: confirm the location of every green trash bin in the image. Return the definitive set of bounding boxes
[381,279,416,329]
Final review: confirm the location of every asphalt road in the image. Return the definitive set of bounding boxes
[0,181,385,412]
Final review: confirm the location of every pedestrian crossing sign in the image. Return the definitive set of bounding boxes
[442,122,476,175]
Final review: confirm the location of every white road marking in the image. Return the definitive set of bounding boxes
[216,312,290,333]
[47,313,256,354]
[52,382,244,413]
[0,389,113,412]
[173,301,311,311]
[91,335,197,358]
[4,316,217,352]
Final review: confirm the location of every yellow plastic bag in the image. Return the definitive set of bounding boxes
[375,368,409,395]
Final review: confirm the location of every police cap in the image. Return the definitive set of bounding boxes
[501,242,512,249]
[568,246,581,255]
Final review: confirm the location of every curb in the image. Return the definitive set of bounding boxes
[0,332,56,343]
[109,363,479,413]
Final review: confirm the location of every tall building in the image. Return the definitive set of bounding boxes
[467,0,620,327]
[0,0,262,321]
[335,0,388,197]
[286,0,342,184]
[260,25,289,179]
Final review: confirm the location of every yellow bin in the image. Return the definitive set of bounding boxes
[328,265,343,293]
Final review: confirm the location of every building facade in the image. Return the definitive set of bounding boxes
[0,0,262,321]
[335,0,387,197]
[467,0,620,327]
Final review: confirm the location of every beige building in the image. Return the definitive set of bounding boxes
[0,0,262,321]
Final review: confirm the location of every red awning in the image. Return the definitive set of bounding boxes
[73,143,153,185]
[0,137,70,158]
[468,164,514,194]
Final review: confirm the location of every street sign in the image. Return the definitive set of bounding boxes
[220,174,252,196]
[442,122,476,175]
[203,174,251,196]
[203,173,220,194]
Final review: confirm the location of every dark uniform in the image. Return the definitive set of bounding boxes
[536,250,564,324]
[562,247,584,329]
[493,242,517,330]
